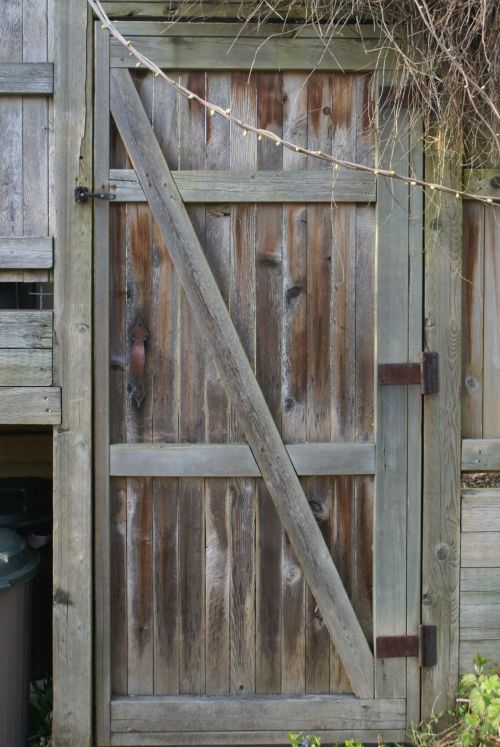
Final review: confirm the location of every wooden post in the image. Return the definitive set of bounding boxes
[51,1,93,744]
[421,130,462,717]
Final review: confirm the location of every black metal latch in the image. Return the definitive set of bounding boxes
[378,352,439,394]
[376,625,437,667]
[75,186,116,203]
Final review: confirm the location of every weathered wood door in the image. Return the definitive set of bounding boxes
[94,21,423,746]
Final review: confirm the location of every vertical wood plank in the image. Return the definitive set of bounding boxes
[281,72,308,695]
[178,72,206,695]
[305,72,333,693]
[0,0,23,283]
[462,202,484,438]
[94,25,113,742]
[151,72,182,696]
[421,131,462,716]
[22,0,49,283]
[205,73,231,697]
[51,1,93,743]
[256,72,283,695]
[482,207,500,438]
[406,118,424,727]
[374,95,410,700]
[229,71,257,695]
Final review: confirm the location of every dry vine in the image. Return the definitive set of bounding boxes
[88,0,500,206]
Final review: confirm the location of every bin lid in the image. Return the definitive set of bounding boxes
[0,528,40,595]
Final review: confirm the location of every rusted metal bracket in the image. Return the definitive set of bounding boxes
[378,352,439,394]
[376,625,437,667]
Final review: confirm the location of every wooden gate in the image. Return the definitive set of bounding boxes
[94,21,423,746]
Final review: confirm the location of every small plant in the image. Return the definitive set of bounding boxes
[288,733,321,747]
[408,654,500,747]
[28,678,52,747]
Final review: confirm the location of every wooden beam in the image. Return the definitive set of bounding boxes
[114,21,382,38]
[111,695,406,733]
[421,126,462,716]
[0,237,53,269]
[0,387,60,424]
[0,349,52,385]
[462,490,500,532]
[110,442,376,476]
[110,35,382,71]
[462,438,500,470]
[109,168,376,203]
[110,730,407,746]
[110,67,374,698]
[99,2,327,21]
[0,311,52,348]
[52,1,93,745]
[0,62,53,94]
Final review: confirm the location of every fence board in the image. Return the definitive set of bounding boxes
[0,62,53,94]
[0,349,52,385]
[0,237,52,269]
[0,311,52,348]
[0,387,60,424]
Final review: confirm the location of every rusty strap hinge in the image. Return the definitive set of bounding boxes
[378,352,439,394]
[376,625,437,667]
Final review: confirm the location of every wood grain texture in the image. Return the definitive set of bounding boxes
[462,490,500,532]
[0,349,52,385]
[461,567,500,591]
[111,694,406,732]
[0,311,52,348]
[0,237,53,269]
[482,207,500,437]
[111,68,374,698]
[374,96,410,700]
[462,202,484,437]
[110,730,407,746]
[461,533,500,567]
[421,128,461,717]
[0,386,60,424]
[0,62,53,93]
[51,2,93,743]
[108,168,376,203]
[462,439,500,470]
[463,169,500,199]
[114,22,382,38]
[110,36,381,71]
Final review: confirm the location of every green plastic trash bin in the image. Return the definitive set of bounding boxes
[0,528,40,747]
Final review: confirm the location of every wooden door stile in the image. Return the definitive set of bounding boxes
[255,72,284,695]
[281,71,308,695]
[151,68,181,696]
[178,71,207,696]
[204,71,232,697]
[110,67,375,699]
[305,72,334,694]
[228,71,258,696]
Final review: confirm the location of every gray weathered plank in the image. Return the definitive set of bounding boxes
[462,490,500,532]
[0,237,53,269]
[110,730,407,746]
[111,68,374,698]
[461,533,500,567]
[111,695,406,732]
[110,36,382,71]
[0,349,52,385]
[0,386,60,424]
[374,92,410,700]
[462,439,500,470]
[108,168,376,203]
[109,442,376,476]
[421,125,462,717]
[461,567,500,592]
[0,62,53,94]
[94,22,112,744]
[0,311,52,348]
[51,1,93,745]
[114,21,381,38]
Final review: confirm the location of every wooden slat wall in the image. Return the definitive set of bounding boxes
[460,189,500,678]
[109,69,376,699]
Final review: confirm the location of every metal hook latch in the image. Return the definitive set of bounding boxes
[74,186,116,203]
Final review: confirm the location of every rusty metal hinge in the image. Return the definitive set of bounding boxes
[378,352,439,394]
[376,625,437,667]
